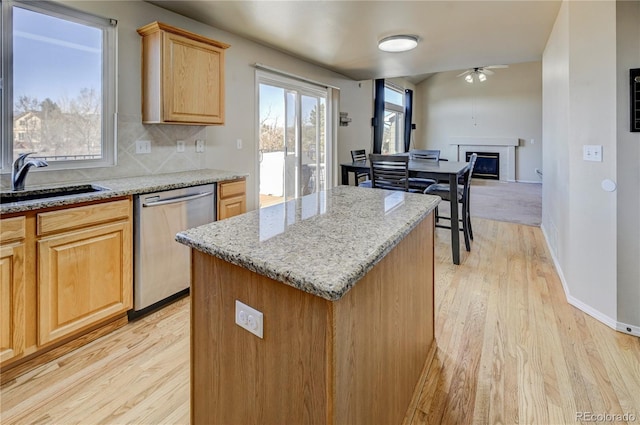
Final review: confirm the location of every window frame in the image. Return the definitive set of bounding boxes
[0,0,117,173]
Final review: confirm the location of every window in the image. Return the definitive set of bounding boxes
[382,84,405,154]
[1,0,117,171]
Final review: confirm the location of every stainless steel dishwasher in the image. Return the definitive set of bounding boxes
[131,184,215,317]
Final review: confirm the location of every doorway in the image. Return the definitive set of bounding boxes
[258,72,331,207]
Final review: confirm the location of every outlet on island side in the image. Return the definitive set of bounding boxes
[235,300,263,338]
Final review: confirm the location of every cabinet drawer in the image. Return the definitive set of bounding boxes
[1,216,26,243]
[37,199,131,236]
[218,180,245,199]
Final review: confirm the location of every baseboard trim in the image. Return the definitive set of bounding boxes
[565,293,618,330]
[516,180,542,184]
[540,224,638,337]
[616,322,640,337]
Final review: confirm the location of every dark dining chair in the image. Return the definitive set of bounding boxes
[350,149,369,185]
[407,149,439,190]
[424,153,478,251]
[409,149,440,161]
[359,154,421,192]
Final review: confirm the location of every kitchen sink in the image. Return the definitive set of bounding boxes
[0,184,109,204]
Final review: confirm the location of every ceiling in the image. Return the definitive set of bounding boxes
[147,1,562,84]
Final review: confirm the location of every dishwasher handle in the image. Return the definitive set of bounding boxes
[142,191,214,207]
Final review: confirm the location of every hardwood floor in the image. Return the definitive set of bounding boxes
[2,218,639,425]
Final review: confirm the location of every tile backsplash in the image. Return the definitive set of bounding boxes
[1,114,207,189]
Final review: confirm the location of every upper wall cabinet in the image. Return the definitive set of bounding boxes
[137,22,230,125]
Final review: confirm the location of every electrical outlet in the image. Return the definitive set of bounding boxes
[236,139,243,150]
[176,140,185,153]
[135,140,151,154]
[583,145,602,162]
[235,300,263,338]
[196,139,205,153]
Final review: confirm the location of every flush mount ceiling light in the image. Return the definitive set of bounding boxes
[378,35,418,53]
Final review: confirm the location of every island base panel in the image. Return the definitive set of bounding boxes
[191,213,435,425]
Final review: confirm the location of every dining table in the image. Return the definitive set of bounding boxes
[340,158,470,265]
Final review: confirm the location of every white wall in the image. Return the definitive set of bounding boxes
[542,0,620,329]
[4,0,374,211]
[414,62,543,182]
[616,0,640,330]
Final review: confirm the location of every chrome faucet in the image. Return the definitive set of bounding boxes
[11,152,48,191]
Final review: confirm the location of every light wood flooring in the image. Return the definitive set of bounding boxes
[1,218,639,425]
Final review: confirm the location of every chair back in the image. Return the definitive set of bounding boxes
[467,152,478,179]
[369,154,409,191]
[461,153,478,195]
[351,149,367,162]
[409,149,440,161]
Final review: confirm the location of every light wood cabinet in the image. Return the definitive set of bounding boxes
[0,198,132,382]
[218,179,246,220]
[0,217,26,363]
[36,200,132,345]
[137,21,230,125]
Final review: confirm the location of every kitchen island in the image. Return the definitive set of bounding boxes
[176,186,440,425]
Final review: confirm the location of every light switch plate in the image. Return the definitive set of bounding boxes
[583,145,602,162]
[135,140,151,154]
[235,300,263,338]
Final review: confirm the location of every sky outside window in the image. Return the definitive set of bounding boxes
[13,6,101,103]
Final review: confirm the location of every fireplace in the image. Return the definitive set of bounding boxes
[466,152,499,180]
[451,137,518,182]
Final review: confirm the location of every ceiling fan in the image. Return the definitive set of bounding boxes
[457,65,509,83]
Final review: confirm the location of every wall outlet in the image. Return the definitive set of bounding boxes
[196,139,205,153]
[236,139,243,150]
[235,300,263,338]
[176,140,185,153]
[583,145,602,162]
[135,140,151,154]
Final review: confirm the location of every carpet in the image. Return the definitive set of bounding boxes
[435,179,542,227]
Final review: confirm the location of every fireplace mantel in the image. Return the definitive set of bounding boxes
[450,137,520,182]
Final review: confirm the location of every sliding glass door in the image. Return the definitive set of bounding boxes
[258,72,330,207]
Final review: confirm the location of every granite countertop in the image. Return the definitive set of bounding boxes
[0,169,248,214]
[176,185,440,301]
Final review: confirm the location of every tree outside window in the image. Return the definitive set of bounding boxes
[1,0,116,170]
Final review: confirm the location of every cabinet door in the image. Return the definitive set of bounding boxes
[0,242,26,363]
[163,31,224,124]
[38,221,132,345]
[218,196,247,220]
